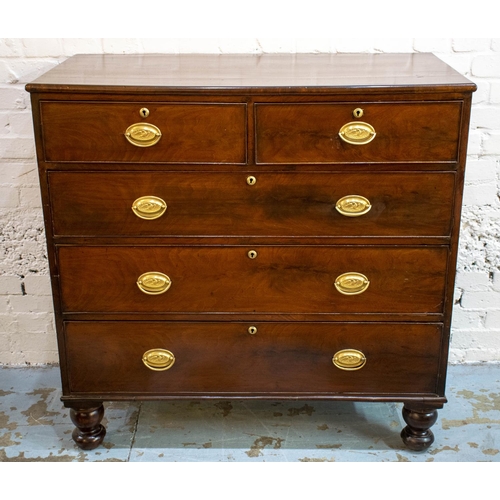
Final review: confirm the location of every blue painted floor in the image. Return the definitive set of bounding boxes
[0,364,499,462]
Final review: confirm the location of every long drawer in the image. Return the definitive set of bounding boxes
[57,245,448,314]
[64,321,442,395]
[48,171,456,238]
[40,101,247,163]
[255,102,462,164]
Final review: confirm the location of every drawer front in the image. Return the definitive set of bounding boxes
[49,171,455,237]
[64,321,442,395]
[58,246,448,314]
[255,102,462,164]
[40,102,247,163]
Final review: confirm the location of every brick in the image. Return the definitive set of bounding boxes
[10,331,57,352]
[482,131,500,155]
[453,38,491,52]
[438,53,473,76]
[462,182,498,206]
[0,297,9,313]
[471,79,489,104]
[492,272,500,291]
[451,307,484,329]
[10,350,59,365]
[372,39,414,53]
[464,159,497,183]
[18,39,63,57]
[0,162,39,184]
[460,348,500,362]
[102,39,142,54]
[0,86,28,110]
[0,333,9,351]
[9,295,53,314]
[470,106,500,130]
[2,59,60,85]
[294,39,334,54]
[0,276,22,295]
[461,290,500,309]
[20,187,42,208]
[472,55,500,77]
[466,130,482,155]
[251,39,297,53]
[471,106,500,130]
[60,39,103,56]
[0,186,19,207]
[0,39,23,57]
[455,271,491,290]
[8,112,34,136]
[23,275,52,296]
[0,313,18,333]
[13,312,53,333]
[485,310,500,329]
[0,138,35,159]
[0,61,16,84]
[413,38,452,53]
[491,82,500,103]
[0,111,33,136]
[138,39,180,54]
[333,39,375,53]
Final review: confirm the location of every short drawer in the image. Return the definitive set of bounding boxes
[58,245,448,314]
[40,101,247,163]
[48,171,455,238]
[64,321,442,395]
[255,102,462,164]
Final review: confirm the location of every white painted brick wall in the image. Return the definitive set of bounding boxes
[1,37,500,365]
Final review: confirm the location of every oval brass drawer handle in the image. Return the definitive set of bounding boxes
[339,121,376,145]
[335,195,371,217]
[332,349,366,371]
[142,348,175,371]
[132,196,167,220]
[335,272,369,295]
[125,122,162,147]
[137,272,172,295]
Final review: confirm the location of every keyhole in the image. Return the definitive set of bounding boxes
[246,176,257,186]
[140,108,150,118]
[248,250,257,259]
[248,326,258,335]
[353,108,363,118]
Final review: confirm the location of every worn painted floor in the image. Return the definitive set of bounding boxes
[0,364,499,462]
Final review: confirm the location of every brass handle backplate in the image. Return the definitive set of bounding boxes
[335,195,371,217]
[332,349,366,371]
[132,196,167,220]
[142,348,175,371]
[125,122,162,147]
[137,272,171,295]
[335,272,370,295]
[339,121,376,145]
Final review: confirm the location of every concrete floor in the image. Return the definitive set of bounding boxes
[0,364,499,462]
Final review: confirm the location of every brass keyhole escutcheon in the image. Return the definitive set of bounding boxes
[353,108,364,118]
[140,108,150,118]
[248,250,258,259]
[248,326,258,335]
[246,176,257,186]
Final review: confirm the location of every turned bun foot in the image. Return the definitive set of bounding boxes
[400,404,439,452]
[69,404,106,450]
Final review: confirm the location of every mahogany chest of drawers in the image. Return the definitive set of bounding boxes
[26,53,476,451]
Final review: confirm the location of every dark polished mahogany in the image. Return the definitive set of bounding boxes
[26,53,476,452]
